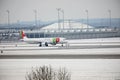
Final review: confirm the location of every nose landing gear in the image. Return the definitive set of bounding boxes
[39,42,42,47]
[61,44,63,47]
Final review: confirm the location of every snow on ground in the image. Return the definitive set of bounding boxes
[67,37,120,43]
[0,37,120,47]
[0,59,120,80]
[0,37,120,55]
[1,48,120,55]
[0,38,120,80]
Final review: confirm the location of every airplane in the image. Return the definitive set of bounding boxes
[20,31,67,47]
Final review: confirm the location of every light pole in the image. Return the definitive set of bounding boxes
[81,18,83,28]
[85,10,88,29]
[61,9,64,29]
[108,10,111,28]
[56,8,61,30]
[33,10,37,27]
[6,10,10,25]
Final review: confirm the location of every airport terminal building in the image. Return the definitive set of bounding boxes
[25,21,120,39]
[0,21,120,41]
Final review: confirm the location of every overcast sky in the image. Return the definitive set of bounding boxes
[0,0,120,24]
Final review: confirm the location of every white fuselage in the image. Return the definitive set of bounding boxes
[21,37,66,45]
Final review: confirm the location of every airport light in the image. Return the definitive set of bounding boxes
[33,10,37,27]
[6,10,10,25]
[108,10,111,28]
[61,9,64,29]
[85,10,89,29]
[56,8,61,30]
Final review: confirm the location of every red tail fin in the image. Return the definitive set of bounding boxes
[20,31,26,39]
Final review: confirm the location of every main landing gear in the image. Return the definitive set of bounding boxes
[39,42,48,47]
[39,42,42,47]
[45,42,48,46]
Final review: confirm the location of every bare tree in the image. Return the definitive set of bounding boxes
[57,67,71,80]
[26,66,71,80]
[26,65,55,80]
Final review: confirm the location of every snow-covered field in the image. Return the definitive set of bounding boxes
[0,37,120,80]
[0,37,120,55]
[68,37,120,43]
[0,37,120,47]
[0,48,120,56]
[0,59,120,80]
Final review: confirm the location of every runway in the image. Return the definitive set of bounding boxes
[0,45,120,59]
[1,44,120,50]
[1,54,120,59]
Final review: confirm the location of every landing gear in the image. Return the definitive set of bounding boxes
[39,42,42,47]
[45,42,48,46]
[61,44,63,47]
[39,42,48,47]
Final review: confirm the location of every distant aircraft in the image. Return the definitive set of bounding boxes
[20,31,67,47]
